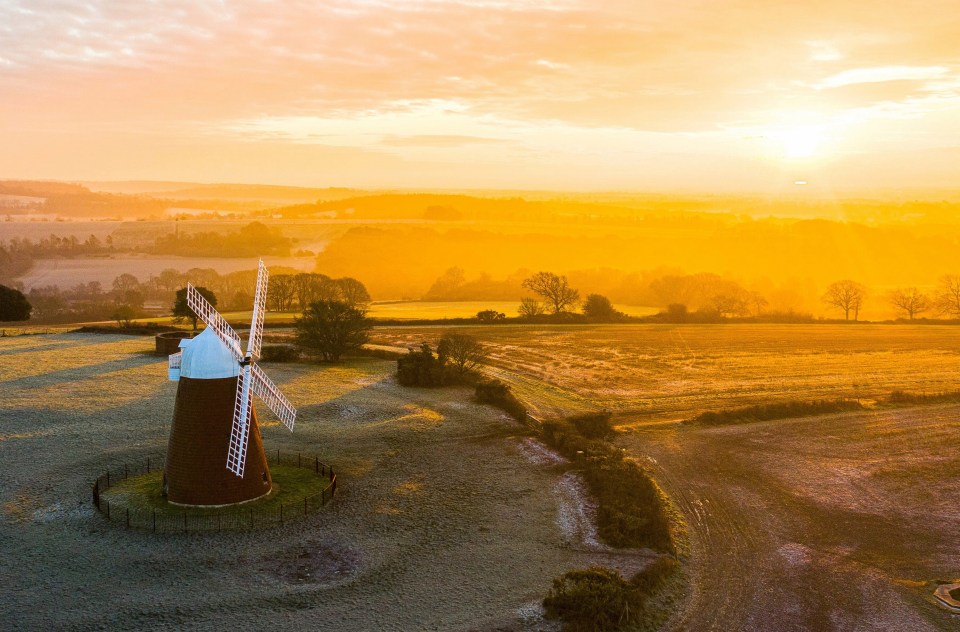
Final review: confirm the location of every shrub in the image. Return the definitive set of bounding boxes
[630,556,680,595]
[887,389,960,404]
[543,559,680,632]
[690,398,866,425]
[397,343,447,386]
[476,309,506,323]
[570,412,615,439]
[474,379,527,421]
[540,415,674,553]
[260,344,300,363]
[586,459,674,552]
[543,566,641,632]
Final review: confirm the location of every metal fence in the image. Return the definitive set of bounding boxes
[92,451,337,533]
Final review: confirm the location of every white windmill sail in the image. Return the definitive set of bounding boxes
[182,261,297,478]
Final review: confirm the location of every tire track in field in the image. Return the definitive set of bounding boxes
[644,440,769,632]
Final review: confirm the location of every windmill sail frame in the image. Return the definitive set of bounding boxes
[183,259,296,478]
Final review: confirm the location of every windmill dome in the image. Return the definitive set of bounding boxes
[178,327,240,380]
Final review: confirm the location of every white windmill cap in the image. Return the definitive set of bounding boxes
[179,327,240,379]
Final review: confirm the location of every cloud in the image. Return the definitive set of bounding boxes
[815,66,950,89]
[1,0,959,189]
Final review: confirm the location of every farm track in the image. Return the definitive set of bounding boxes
[650,454,766,632]
[630,409,959,632]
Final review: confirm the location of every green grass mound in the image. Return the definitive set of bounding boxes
[98,465,332,531]
[543,558,680,632]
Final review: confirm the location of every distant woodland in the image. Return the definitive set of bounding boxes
[6,182,960,320]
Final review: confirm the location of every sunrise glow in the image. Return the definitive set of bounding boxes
[0,1,957,193]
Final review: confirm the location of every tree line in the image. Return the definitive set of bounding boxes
[2,266,369,326]
[516,271,960,322]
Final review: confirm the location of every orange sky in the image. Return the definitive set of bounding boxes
[1,0,959,193]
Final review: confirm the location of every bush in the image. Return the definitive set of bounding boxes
[586,459,674,552]
[476,309,506,323]
[690,398,866,425]
[397,343,448,387]
[570,412,615,439]
[541,419,609,459]
[887,389,960,404]
[629,556,680,595]
[474,379,527,422]
[543,566,641,632]
[543,558,680,632]
[541,415,674,553]
[260,344,300,363]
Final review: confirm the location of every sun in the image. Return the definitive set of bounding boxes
[772,125,824,159]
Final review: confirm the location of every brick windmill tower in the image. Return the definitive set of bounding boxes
[164,260,297,506]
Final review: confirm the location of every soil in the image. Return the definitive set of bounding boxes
[627,407,960,632]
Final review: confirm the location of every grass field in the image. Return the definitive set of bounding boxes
[371,323,960,421]
[16,254,316,289]
[0,332,639,630]
[4,325,959,630]
[373,322,960,630]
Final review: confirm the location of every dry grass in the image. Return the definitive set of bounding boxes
[0,332,618,631]
[372,323,960,421]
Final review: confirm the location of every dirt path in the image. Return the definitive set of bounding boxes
[627,408,960,632]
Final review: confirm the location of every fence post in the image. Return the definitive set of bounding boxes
[250,508,254,529]
[147,458,151,473]
[280,503,283,525]
[315,457,318,474]
[218,513,221,533]
[153,509,156,533]
[183,512,187,533]
[304,496,308,516]
[124,463,128,479]
[106,471,110,488]
[126,508,130,528]
[106,500,110,520]
[277,448,280,465]
[298,452,301,467]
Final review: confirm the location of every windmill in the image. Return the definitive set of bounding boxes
[163,260,297,506]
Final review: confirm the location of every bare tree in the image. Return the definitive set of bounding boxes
[336,277,371,307]
[518,297,546,318]
[522,272,579,314]
[711,292,750,318]
[936,275,960,318]
[889,287,930,320]
[439,332,487,375]
[267,274,296,311]
[822,280,866,320]
[292,273,334,310]
[749,291,768,317]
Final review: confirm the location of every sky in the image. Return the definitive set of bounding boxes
[1,0,959,193]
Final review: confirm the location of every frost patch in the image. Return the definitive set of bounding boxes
[554,471,605,551]
[778,542,812,566]
[516,438,567,466]
[517,600,560,629]
[339,405,365,418]
[32,502,63,523]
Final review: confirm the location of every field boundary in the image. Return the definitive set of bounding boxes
[91,451,337,533]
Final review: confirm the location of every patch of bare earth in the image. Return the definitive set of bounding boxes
[630,406,960,632]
